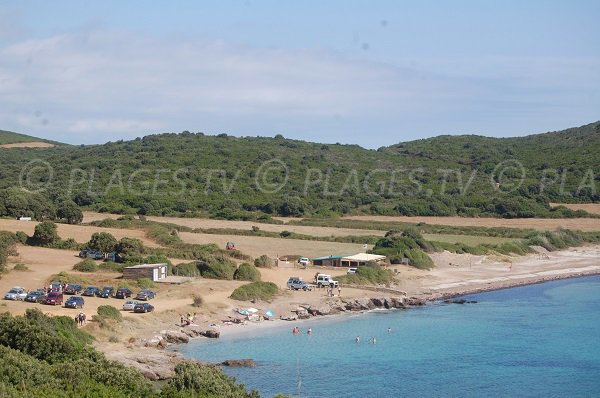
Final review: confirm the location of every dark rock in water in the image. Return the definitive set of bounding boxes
[221,359,256,367]
[406,297,426,306]
[468,300,478,304]
[201,330,220,339]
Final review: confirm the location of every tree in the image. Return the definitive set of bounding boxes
[88,232,118,254]
[116,237,144,257]
[33,221,59,245]
[0,232,18,272]
[57,200,83,224]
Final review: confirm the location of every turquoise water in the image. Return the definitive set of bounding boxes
[177,276,600,397]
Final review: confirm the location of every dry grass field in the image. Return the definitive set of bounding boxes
[0,142,55,148]
[550,203,600,215]
[178,231,368,259]
[422,234,521,245]
[343,215,600,231]
[82,211,384,237]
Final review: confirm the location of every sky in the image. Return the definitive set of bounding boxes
[0,0,599,148]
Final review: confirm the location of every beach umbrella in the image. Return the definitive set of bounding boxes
[247,307,259,313]
[264,310,274,317]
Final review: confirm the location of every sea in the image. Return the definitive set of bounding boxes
[177,276,600,397]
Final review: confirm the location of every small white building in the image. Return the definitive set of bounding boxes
[340,253,386,268]
[123,263,168,282]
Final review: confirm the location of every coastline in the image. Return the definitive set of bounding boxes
[99,259,600,378]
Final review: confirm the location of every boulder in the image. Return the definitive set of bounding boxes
[201,330,220,339]
[309,304,332,316]
[221,359,256,367]
[162,330,190,344]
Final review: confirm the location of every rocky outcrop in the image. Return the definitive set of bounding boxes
[201,329,220,339]
[221,359,256,367]
[162,330,190,344]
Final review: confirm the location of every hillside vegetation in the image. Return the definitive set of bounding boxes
[0,122,598,220]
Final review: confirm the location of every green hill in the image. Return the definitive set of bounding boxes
[0,122,598,220]
[0,129,62,145]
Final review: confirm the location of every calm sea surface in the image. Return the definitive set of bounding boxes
[178,276,600,397]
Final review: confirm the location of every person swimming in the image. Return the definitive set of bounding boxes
[355,335,360,343]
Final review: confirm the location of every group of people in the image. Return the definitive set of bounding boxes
[355,327,391,344]
[75,312,86,326]
[325,285,341,297]
[291,326,312,335]
[179,312,197,326]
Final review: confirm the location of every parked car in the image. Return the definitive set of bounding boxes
[64,284,82,295]
[287,277,313,291]
[133,302,154,313]
[106,252,124,263]
[135,290,156,301]
[122,300,139,311]
[4,287,28,300]
[315,273,339,288]
[25,290,47,303]
[80,249,103,260]
[43,291,63,305]
[347,268,358,274]
[78,249,89,258]
[64,296,85,309]
[114,287,132,299]
[82,286,100,296]
[49,281,63,292]
[97,286,114,298]
[298,257,310,267]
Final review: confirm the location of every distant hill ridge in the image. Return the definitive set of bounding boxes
[0,121,597,219]
[0,129,62,146]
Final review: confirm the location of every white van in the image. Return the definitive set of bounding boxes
[298,257,310,267]
[315,274,338,288]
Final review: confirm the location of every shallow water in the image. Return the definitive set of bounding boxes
[178,276,600,397]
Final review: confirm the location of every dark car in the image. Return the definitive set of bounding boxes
[64,284,82,295]
[82,286,100,297]
[133,302,154,313]
[114,287,132,299]
[78,249,89,258]
[135,289,156,301]
[25,290,47,303]
[86,250,104,260]
[43,291,63,306]
[97,286,114,298]
[64,296,85,309]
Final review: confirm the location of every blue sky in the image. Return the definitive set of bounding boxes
[1,0,599,147]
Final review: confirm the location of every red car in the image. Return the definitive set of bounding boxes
[43,292,64,305]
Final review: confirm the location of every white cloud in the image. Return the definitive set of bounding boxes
[0,26,598,146]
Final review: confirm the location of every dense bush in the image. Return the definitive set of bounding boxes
[230,281,279,301]
[197,254,237,280]
[0,231,18,272]
[73,259,98,272]
[47,272,90,286]
[370,230,435,269]
[137,278,155,289]
[233,263,261,281]
[96,305,123,322]
[0,308,266,397]
[337,262,394,285]
[254,254,273,268]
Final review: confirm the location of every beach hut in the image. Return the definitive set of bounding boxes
[340,253,386,268]
[312,255,344,267]
[123,263,168,282]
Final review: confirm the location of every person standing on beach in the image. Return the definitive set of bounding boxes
[338,285,342,297]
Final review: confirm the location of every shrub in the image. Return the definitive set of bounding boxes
[254,254,273,268]
[233,263,261,281]
[73,259,98,272]
[137,278,155,289]
[192,294,203,307]
[337,263,394,285]
[48,272,90,285]
[97,305,122,322]
[13,263,28,271]
[98,261,125,273]
[230,281,279,301]
[15,231,28,244]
